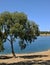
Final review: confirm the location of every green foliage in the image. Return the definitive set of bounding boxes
[19,40,26,50]
[0,40,4,52]
[12,12,27,25]
[0,11,40,52]
[0,31,4,51]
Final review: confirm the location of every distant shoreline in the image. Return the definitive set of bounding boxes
[40,34,50,36]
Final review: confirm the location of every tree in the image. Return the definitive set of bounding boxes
[0,31,4,52]
[0,11,40,57]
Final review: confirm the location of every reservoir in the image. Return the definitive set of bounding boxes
[0,36,50,54]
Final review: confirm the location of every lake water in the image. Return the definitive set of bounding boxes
[0,36,50,54]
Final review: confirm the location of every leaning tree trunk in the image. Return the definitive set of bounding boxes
[10,36,16,58]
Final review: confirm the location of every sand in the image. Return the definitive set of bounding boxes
[40,34,50,36]
[0,50,50,65]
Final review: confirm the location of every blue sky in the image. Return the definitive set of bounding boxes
[0,0,50,31]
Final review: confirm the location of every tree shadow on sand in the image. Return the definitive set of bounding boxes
[0,54,48,59]
[19,55,48,59]
[0,60,50,65]
[0,56,13,59]
[0,54,49,65]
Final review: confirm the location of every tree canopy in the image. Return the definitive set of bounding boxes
[0,11,40,57]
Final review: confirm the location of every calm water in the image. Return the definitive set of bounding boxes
[0,36,50,54]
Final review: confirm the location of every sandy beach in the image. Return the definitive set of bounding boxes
[0,50,50,65]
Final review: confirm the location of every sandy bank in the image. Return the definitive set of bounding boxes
[40,34,50,36]
[0,50,50,65]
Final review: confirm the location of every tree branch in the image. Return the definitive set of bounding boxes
[7,38,11,42]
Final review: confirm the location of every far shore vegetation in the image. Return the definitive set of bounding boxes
[40,31,50,36]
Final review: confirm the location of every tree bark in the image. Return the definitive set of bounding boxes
[10,35,16,58]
